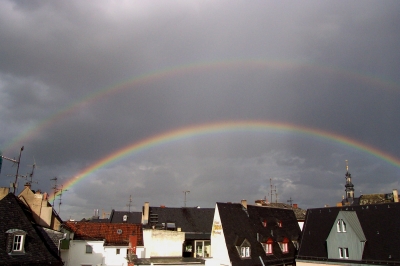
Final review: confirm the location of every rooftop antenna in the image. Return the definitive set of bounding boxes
[58,185,68,215]
[21,158,39,187]
[1,146,24,194]
[287,197,293,207]
[183,190,190,207]
[50,177,59,206]
[269,178,276,203]
[126,195,133,212]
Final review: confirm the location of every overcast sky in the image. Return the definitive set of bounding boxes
[1,0,400,220]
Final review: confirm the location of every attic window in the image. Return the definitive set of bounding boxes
[278,220,282,227]
[123,215,128,222]
[236,239,251,259]
[337,219,346,232]
[6,229,27,255]
[339,247,349,259]
[278,237,289,253]
[262,238,273,255]
[262,219,267,227]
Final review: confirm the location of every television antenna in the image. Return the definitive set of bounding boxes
[50,177,59,206]
[126,195,134,212]
[21,158,39,187]
[57,185,68,215]
[1,146,24,194]
[183,190,190,207]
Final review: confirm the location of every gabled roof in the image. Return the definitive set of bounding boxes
[63,221,143,246]
[109,209,142,224]
[147,206,214,238]
[217,202,301,266]
[257,202,307,220]
[0,193,63,265]
[298,203,400,263]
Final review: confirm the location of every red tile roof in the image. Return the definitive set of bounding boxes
[63,221,143,246]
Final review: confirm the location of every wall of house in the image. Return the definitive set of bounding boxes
[296,260,341,266]
[0,187,9,200]
[205,205,231,266]
[143,229,185,258]
[62,240,104,266]
[104,246,129,266]
[326,216,364,260]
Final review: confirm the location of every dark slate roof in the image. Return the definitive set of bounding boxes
[217,203,301,266]
[298,203,400,264]
[109,209,142,224]
[147,207,214,237]
[0,193,63,265]
[63,221,144,246]
[258,202,307,220]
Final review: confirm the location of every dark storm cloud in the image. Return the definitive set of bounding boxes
[1,0,400,219]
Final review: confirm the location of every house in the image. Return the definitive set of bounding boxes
[254,199,307,230]
[18,183,63,230]
[0,193,63,265]
[141,202,214,259]
[109,209,142,224]
[61,221,144,266]
[297,203,400,265]
[206,200,301,266]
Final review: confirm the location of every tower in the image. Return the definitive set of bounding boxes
[344,160,354,202]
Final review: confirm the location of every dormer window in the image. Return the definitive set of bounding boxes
[339,247,349,259]
[278,220,282,227]
[262,238,274,255]
[278,237,289,253]
[236,239,251,259]
[262,219,267,227]
[6,229,27,255]
[337,219,346,232]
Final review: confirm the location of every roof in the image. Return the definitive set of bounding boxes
[256,202,307,220]
[63,221,143,246]
[217,202,301,266]
[109,209,142,223]
[147,206,214,236]
[298,203,400,264]
[0,193,63,265]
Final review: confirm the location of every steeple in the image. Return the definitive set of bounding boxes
[344,160,354,202]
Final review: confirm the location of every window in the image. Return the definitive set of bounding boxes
[240,246,250,258]
[339,247,349,259]
[262,238,273,255]
[13,235,23,251]
[262,219,267,227]
[85,245,93,254]
[279,237,289,253]
[278,220,282,227]
[116,248,120,254]
[337,219,346,232]
[6,229,26,254]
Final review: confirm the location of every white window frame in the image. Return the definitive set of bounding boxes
[339,247,349,259]
[13,235,23,251]
[279,242,288,253]
[262,242,273,254]
[241,246,250,258]
[337,219,346,232]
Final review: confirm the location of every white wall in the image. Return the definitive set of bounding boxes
[143,229,185,258]
[62,240,104,266]
[205,204,231,266]
[104,246,129,266]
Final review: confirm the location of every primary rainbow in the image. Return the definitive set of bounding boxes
[3,58,399,154]
[49,120,400,201]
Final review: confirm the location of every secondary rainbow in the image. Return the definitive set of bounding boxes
[4,58,399,154]
[49,120,400,201]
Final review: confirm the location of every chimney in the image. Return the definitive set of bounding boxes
[241,199,247,209]
[24,182,31,189]
[142,202,149,224]
[393,189,399,203]
[292,203,298,209]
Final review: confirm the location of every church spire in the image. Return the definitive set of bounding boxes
[344,160,354,201]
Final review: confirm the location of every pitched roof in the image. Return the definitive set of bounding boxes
[298,203,400,263]
[0,193,63,265]
[147,206,214,239]
[63,221,143,246]
[217,202,301,266]
[256,202,307,220]
[109,209,142,223]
